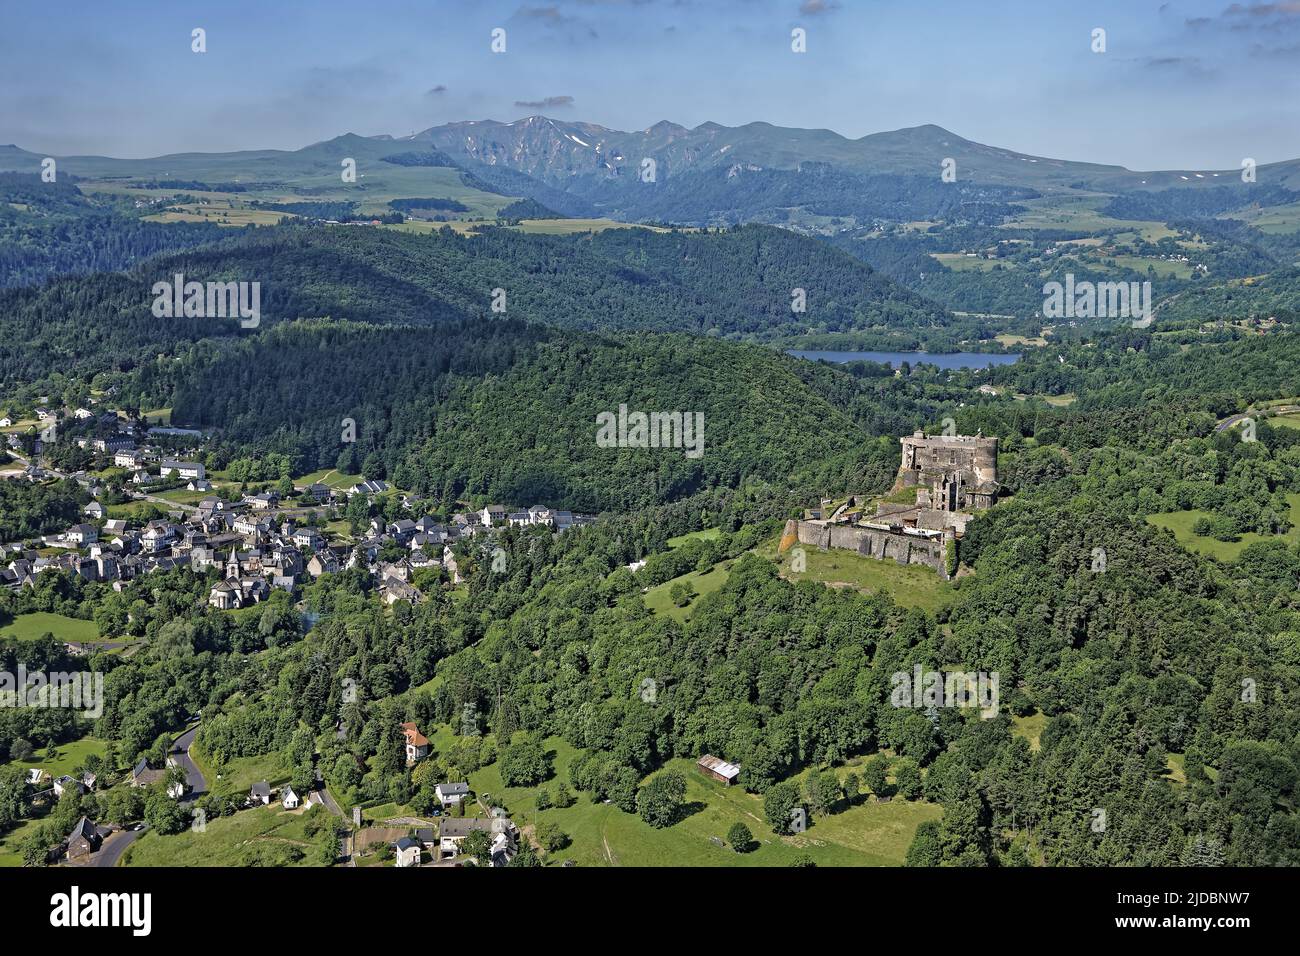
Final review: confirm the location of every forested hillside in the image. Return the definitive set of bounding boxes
[0,220,954,389]
[162,319,932,512]
[0,173,240,289]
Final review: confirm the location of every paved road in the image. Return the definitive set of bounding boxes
[1215,405,1300,433]
[90,826,145,868]
[1215,413,1252,433]
[170,724,207,803]
[313,769,354,864]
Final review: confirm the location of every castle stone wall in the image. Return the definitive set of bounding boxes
[785,519,951,580]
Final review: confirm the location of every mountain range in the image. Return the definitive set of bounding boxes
[4,117,1300,334]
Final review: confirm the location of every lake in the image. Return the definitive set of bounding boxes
[787,350,1021,370]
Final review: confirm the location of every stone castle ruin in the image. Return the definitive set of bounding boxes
[780,431,1000,580]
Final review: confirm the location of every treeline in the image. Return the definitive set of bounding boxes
[569,163,1036,227]
[0,219,953,389]
[166,319,933,512]
[0,478,89,542]
[1102,183,1298,222]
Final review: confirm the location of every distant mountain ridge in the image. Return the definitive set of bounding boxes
[401,115,1300,192]
[7,118,1298,191]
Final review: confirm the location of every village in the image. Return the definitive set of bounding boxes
[0,401,594,612]
[23,723,523,868]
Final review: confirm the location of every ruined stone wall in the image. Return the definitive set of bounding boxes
[898,434,999,488]
[784,519,951,579]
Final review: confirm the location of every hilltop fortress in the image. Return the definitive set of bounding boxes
[781,431,1000,580]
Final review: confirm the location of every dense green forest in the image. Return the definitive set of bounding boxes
[161,319,931,512]
[566,163,1036,226]
[0,220,957,390]
[0,173,241,289]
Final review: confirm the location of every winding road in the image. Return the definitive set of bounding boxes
[90,826,145,868]
[170,724,207,804]
[1215,405,1300,433]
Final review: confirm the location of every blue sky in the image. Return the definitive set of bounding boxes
[1,0,1295,169]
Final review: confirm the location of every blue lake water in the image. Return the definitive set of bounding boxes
[787,350,1021,370]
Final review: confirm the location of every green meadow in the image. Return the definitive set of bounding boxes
[466,737,938,867]
[123,803,326,867]
[0,612,100,642]
[1147,492,1300,562]
[642,560,736,622]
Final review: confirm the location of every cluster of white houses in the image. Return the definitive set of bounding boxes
[3,398,596,610]
[2,466,593,614]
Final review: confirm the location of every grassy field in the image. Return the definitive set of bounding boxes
[1230,200,1300,235]
[932,252,1001,272]
[1165,753,1187,786]
[466,737,938,867]
[1108,254,1192,279]
[995,332,1049,347]
[762,537,956,615]
[105,500,166,520]
[388,216,670,238]
[144,201,291,227]
[1011,712,1047,752]
[292,467,357,489]
[0,612,100,642]
[1000,194,1171,238]
[0,818,43,868]
[666,527,723,549]
[1147,492,1300,561]
[153,487,221,505]
[122,803,326,867]
[1014,392,1077,407]
[0,417,38,434]
[191,745,291,799]
[8,735,109,780]
[643,560,736,622]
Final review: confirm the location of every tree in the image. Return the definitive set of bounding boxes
[668,580,696,608]
[727,822,754,852]
[805,770,841,817]
[905,820,942,867]
[554,783,575,808]
[862,755,889,797]
[637,769,686,828]
[536,820,570,851]
[144,791,188,835]
[20,824,56,867]
[842,771,861,806]
[317,831,340,866]
[1182,834,1225,867]
[9,737,34,761]
[764,781,802,835]
[462,829,492,866]
[939,791,992,866]
[500,733,550,787]
[893,759,922,800]
[508,847,542,867]
[535,788,552,811]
